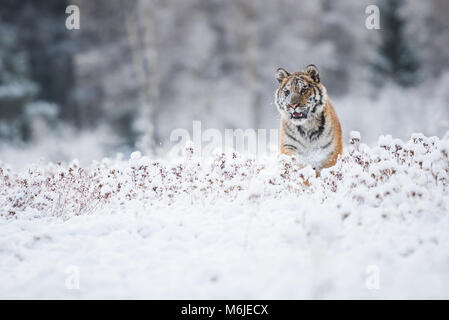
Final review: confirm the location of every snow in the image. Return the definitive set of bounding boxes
[1,133,449,299]
[350,130,361,141]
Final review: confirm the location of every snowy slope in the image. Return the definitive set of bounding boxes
[1,133,449,299]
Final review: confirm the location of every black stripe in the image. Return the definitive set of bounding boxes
[316,85,323,107]
[284,145,303,155]
[295,125,306,136]
[320,139,333,149]
[309,113,325,141]
[284,129,306,148]
[311,87,318,113]
[283,144,297,150]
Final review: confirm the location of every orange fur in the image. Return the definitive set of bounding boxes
[279,100,342,169]
[276,65,343,173]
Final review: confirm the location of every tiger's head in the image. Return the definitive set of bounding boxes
[274,64,327,125]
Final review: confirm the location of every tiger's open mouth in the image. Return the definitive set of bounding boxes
[291,110,307,119]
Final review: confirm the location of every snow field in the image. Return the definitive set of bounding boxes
[1,132,449,298]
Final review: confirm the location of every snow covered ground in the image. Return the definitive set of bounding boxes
[1,132,449,299]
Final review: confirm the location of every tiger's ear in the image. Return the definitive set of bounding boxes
[305,64,320,83]
[275,68,290,84]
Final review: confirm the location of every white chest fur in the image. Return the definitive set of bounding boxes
[296,146,330,169]
[282,113,334,169]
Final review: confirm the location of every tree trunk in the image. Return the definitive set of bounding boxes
[122,0,159,152]
[239,0,261,129]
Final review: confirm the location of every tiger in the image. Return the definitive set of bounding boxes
[274,64,343,171]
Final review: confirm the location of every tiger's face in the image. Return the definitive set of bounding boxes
[274,64,327,125]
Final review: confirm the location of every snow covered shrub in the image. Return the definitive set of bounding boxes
[1,132,449,299]
[1,132,448,221]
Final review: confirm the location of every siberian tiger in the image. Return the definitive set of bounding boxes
[274,64,342,170]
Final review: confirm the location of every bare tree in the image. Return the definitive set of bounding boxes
[237,0,262,128]
[122,0,159,151]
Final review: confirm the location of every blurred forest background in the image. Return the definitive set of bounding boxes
[0,0,448,166]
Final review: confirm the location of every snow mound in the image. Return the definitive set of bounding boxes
[1,133,449,298]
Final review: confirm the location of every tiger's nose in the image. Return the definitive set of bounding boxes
[288,103,299,109]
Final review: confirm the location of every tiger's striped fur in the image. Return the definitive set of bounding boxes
[274,65,342,170]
